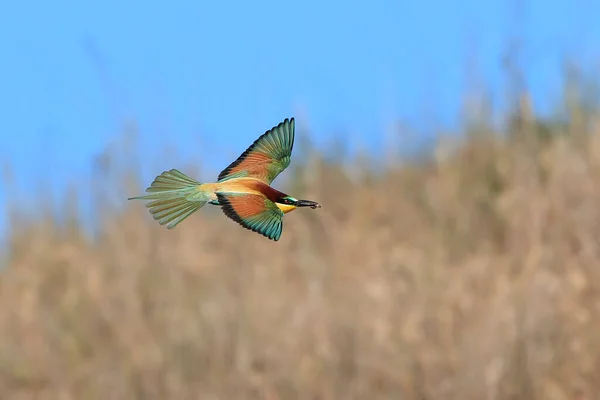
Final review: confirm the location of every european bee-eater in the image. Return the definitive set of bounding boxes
[128,117,321,241]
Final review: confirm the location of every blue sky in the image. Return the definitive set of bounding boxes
[0,0,598,236]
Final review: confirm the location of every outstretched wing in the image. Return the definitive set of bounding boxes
[217,118,295,184]
[216,192,284,241]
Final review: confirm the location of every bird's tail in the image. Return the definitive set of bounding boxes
[128,169,210,229]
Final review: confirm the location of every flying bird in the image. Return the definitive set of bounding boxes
[128,117,321,241]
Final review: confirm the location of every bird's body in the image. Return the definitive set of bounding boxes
[128,117,321,241]
[199,178,299,213]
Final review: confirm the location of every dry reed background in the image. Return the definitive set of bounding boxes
[1,87,600,399]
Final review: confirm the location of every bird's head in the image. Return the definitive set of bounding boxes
[276,196,322,214]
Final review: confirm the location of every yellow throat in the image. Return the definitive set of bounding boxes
[276,203,297,214]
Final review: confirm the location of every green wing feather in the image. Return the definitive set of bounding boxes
[217,118,295,184]
[216,192,284,241]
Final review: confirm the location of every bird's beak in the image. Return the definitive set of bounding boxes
[295,200,321,209]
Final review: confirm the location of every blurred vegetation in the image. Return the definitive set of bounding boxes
[2,64,600,399]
